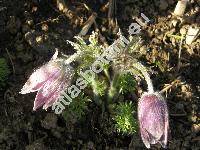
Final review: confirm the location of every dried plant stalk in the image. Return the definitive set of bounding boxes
[186,27,200,45]
[108,0,117,30]
[57,0,66,11]
[79,13,97,36]
[56,0,81,25]
[173,0,188,16]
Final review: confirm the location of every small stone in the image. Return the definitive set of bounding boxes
[157,34,164,40]
[167,14,172,19]
[41,24,48,32]
[101,26,106,32]
[191,115,197,123]
[181,84,188,92]
[36,36,43,43]
[191,0,195,4]
[154,29,160,34]
[32,6,38,12]
[140,46,147,55]
[26,19,33,26]
[192,124,200,133]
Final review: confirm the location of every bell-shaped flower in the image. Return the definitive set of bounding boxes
[20,51,74,110]
[138,92,169,149]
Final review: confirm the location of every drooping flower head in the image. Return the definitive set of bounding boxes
[20,50,74,110]
[138,92,169,149]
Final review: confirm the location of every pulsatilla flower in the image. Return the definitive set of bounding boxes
[20,51,74,111]
[138,92,169,149]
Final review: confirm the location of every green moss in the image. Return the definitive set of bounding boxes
[0,58,10,89]
[113,102,138,134]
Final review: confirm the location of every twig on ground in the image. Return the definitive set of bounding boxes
[192,137,200,141]
[108,0,118,31]
[160,77,183,95]
[5,48,15,75]
[79,13,97,36]
[177,34,184,72]
[73,2,91,12]
[185,27,200,45]
[35,14,65,26]
[56,0,82,26]
[173,0,188,17]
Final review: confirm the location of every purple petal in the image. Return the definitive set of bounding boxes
[160,107,169,148]
[33,64,74,110]
[20,51,60,94]
[42,88,61,110]
[42,73,73,110]
[33,69,62,110]
[140,127,151,149]
[33,89,47,111]
[20,62,60,94]
[138,92,169,148]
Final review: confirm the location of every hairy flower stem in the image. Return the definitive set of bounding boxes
[107,73,120,104]
[63,51,83,64]
[132,62,154,93]
[91,78,102,106]
[103,68,111,82]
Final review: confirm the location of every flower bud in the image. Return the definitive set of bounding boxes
[20,51,74,110]
[138,92,169,148]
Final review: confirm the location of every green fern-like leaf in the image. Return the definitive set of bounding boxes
[91,78,107,96]
[117,72,136,94]
[62,93,90,122]
[113,102,138,134]
[67,32,103,70]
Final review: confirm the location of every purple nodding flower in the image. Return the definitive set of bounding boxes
[138,92,169,149]
[20,51,74,111]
